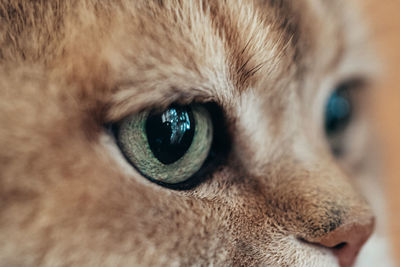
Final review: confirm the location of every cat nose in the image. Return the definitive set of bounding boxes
[303,216,375,267]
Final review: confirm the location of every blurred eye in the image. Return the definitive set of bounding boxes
[115,104,213,185]
[324,83,353,137]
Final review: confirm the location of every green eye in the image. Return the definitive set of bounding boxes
[117,104,213,185]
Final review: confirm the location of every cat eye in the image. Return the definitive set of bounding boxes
[115,104,214,186]
[324,82,354,136]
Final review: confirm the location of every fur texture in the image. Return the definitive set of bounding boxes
[0,0,393,266]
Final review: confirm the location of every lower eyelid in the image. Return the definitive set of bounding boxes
[99,133,142,178]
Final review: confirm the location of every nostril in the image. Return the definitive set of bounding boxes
[297,238,346,250]
[298,238,347,250]
[332,242,347,250]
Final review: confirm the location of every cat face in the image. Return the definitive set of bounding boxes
[0,0,390,266]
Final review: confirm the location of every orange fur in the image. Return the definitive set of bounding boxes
[0,1,393,266]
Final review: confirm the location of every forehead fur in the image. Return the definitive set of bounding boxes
[0,0,347,93]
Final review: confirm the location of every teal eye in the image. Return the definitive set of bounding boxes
[324,84,353,136]
[116,104,213,185]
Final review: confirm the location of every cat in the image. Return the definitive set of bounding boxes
[0,0,394,266]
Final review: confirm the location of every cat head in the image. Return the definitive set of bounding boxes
[0,0,387,266]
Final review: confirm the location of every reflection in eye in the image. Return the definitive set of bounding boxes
[160,108,191,144]
[147,106,196,164]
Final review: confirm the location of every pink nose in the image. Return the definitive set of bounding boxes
[303,216,375,267]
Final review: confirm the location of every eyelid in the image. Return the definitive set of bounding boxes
[105,85,216,123]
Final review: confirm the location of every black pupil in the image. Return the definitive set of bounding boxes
[325,85,353,136]
[146,106,195,165]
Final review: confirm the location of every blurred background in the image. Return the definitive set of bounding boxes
[360,0,400,264]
